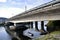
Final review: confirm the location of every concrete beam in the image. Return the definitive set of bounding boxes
[9,11,60,23]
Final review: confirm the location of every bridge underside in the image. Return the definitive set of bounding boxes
[10,9,60,23]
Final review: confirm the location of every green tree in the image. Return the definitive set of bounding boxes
[46,20,60,32]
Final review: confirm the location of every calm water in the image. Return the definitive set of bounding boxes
[0,27,11,40]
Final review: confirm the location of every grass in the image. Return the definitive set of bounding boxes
[35,31,60,40]
[51,31,60,34]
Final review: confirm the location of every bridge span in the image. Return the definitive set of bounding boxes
[9,0,60,23]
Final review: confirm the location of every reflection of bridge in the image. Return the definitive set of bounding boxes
[8,0,60,30]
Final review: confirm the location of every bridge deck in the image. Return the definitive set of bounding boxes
[8,0,60,23]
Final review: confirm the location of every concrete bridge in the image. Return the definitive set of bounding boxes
[4,1,60,39]
[8,0,60,30]
[9,0,60,23]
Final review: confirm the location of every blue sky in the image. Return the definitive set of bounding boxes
[0,0,52,18]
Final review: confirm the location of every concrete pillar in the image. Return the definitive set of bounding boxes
[30,22,33,28]
[35,21,39,31]
[41,21,45,31]
[14,23,16,26]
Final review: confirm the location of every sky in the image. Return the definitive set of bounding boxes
[0,0,52,18]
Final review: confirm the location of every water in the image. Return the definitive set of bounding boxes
[0,27,12,40]
[0,21,48,40]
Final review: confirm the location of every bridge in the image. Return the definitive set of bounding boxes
[4,1,60,40]
[9,0,60,23]
[7,0,60,30]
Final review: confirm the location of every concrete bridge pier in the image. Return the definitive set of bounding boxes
[41,21,45,31]
[30,22,33,28]
[35,21,45,31]
[14,23,16,26]
[35,21,39,31]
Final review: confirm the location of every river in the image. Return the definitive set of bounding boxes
[0,27,12,40]
[0,21,48,40]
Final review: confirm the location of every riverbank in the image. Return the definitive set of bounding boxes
[35,31,60,40]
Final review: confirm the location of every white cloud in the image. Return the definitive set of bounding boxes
[11,1,16,4]
[11,2,20,5]
[0,7,24,18]
[11,1,23,5]
[0,0,7,2]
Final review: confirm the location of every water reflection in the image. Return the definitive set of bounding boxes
[0,27,11,40]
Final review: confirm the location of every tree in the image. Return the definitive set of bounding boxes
[46,20,60,32]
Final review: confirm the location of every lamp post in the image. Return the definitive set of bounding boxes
[25,0,27,11]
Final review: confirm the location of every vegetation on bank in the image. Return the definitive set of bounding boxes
[0,17,8,26]
[35,20,60,40]
[46,20,60,33]
[0,23,5,26]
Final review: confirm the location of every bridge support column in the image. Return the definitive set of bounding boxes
[41,21,45,31]
[35,21,39,31]
[14,23,16,26]
[30,22,33,28]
